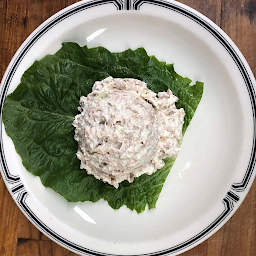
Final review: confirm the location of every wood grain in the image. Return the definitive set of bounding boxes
[0,0,255,255]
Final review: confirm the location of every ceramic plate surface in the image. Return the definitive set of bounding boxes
[1,0,256,255]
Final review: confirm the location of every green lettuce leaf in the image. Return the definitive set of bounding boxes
[2,43,203,213]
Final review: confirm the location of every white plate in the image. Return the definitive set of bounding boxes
[1,0,256,255]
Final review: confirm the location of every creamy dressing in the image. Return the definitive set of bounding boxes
[73,77,185,188]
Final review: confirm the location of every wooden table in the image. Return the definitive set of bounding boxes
[0,0,256,255]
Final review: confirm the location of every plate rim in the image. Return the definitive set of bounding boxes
[1,0,256,255]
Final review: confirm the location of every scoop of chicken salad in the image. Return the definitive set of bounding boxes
[73,76,185,188]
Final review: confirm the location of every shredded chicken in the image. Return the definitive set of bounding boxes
[73,77,185,188]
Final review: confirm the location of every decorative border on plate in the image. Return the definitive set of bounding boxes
[0,0,255,255]
[0,0,124,188]
[132,0,256,195]
[12,188,240,256]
